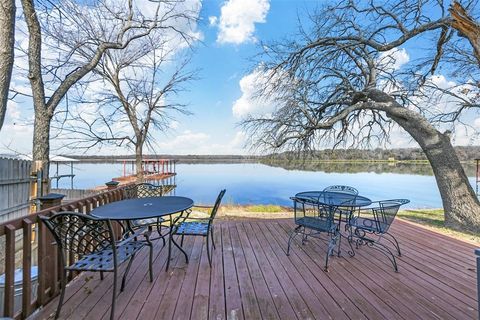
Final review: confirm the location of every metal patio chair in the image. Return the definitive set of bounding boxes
[346,199,410,271]
[124,182,166,244]
[323,185,359,195]
[171,189,226,267]
[287,196,339,271]
[323,185,359,223]
[40,211,153,320]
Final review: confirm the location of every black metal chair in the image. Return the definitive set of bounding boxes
[323,185,359,195]
[323,185,359,223]
[124,183,166,245]
[287,196,340,271]
[346,199,410,271]
[39,211,153,320]
[171,189,226,267]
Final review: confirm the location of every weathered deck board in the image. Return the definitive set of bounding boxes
[32,218,478,320]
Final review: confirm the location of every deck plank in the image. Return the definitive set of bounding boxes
[237,222,299,320]
[33,218,478,320]
[208,223,226,320]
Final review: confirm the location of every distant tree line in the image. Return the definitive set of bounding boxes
[64,146,480,162]
[265,146,480,162]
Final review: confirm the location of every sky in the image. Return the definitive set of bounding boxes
[0,0,478,156]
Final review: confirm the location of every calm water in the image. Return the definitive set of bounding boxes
[54,161,477,209]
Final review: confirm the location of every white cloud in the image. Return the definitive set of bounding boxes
[232,69,275,118]
[378,48,410,71]
[215,0,270,44]
[209,16,218,26]
[154,130,247,154]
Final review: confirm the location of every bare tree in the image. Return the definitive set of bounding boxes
[58,33,195,182]
[0,0,15,131]
[19,0,198,177]
[242,0,480,231]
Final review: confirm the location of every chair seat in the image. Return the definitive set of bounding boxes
[350,217,387,233]
[66,241,147,272]
[176,221,209,235]
[295,217,336,232]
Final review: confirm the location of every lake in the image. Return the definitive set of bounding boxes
[54,161,478,209]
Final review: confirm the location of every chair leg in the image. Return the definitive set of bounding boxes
[211,229,217,250]
[121,253,135,292]
[206,235,212,267]
[157,219,166,247]
[166,232,172,271]
[325,232,338,272]
[210,227,216,249]
[54,268,68,319]
[180,234,185,246]
[100,271,104,280]
[371,240,399,272]
[337,226,342,257]
[172,235,189,264]
[384,232,402,256]
[110,268,117,320]
[148,243,153,282]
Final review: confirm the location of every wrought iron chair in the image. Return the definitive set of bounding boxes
[124,183,166,245]
[171,189,226,267]
[346,199,410,271]
[323,185,359,195]
[323,185,359,226]
[39,211,153,320]
[287,196,340,271]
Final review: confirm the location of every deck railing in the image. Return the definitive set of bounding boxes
[0,186,127,319]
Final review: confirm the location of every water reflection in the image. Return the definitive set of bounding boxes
[58,161,477,209]
[262,160,476,176]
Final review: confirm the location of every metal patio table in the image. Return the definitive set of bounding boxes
[91,196,194,270]
[293,191,372,256]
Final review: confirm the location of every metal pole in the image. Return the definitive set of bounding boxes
[56,162,59,188]
[70,161,74,189]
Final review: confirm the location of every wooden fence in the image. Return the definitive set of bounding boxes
[0,158,32,223]
[0,186,127,319]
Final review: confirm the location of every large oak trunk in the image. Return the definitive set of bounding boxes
[386,104,480,232]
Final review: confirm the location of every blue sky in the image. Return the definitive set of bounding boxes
[1,0,478,156]
[154,0,318,155]
[1,0,322,156]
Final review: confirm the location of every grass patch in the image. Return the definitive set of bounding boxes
[397,209,444,228]
[398,208,480,243]
[243,205,285,213]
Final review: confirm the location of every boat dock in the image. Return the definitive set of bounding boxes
[114,158,177,183]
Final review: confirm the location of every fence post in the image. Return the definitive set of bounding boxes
[105,180,120,190]
[476,249,480,319]
[37,193,64,306]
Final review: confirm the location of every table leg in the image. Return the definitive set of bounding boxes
[166,215,173,271]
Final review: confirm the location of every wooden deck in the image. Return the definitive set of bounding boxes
[32,218,477,320]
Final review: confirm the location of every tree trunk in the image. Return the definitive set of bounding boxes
[32,109,51,172]
[0,0,15,131]
[378,97,480,232]
[135,143,144,183]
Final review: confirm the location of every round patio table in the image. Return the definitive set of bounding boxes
[294,191,372,208]
[292,191,372,257]
[91,196,194,220]
[91,196,194,270]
